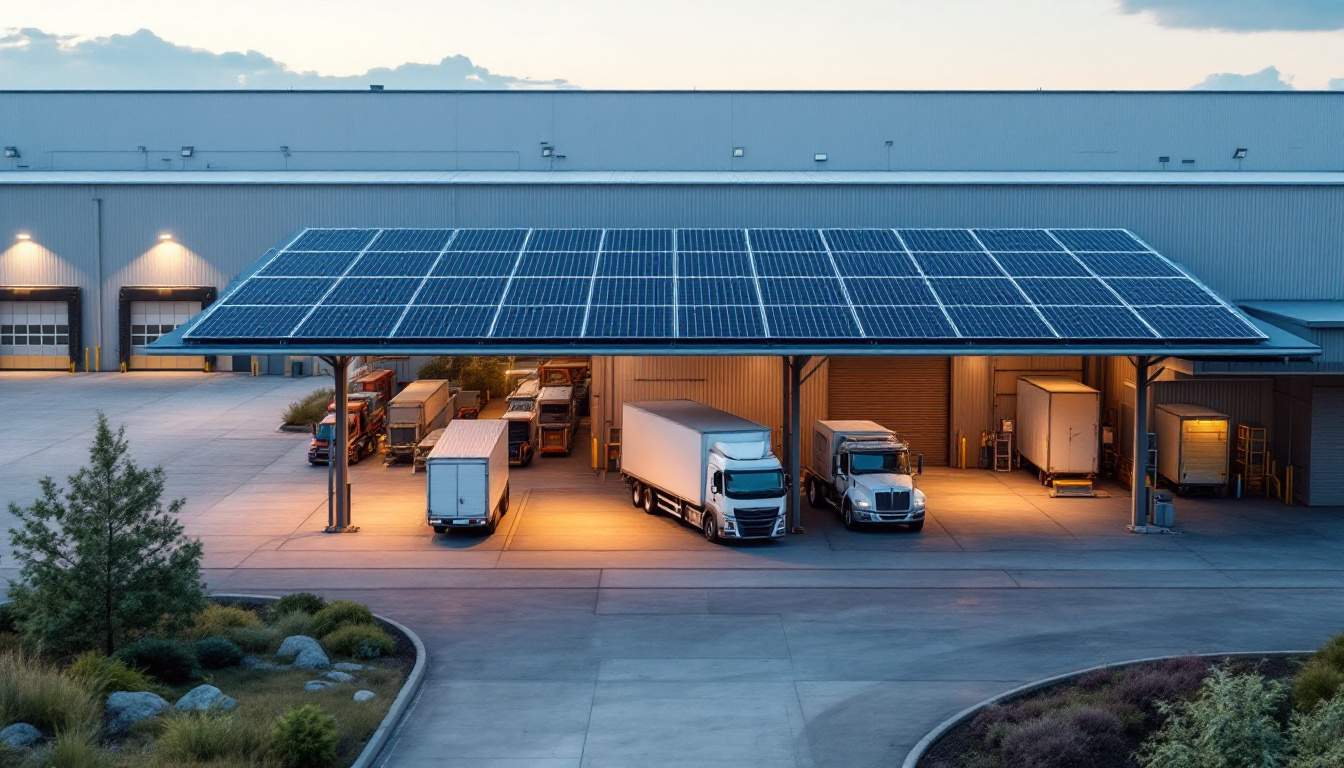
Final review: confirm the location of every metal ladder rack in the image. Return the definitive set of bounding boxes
[1236,424,1267,495]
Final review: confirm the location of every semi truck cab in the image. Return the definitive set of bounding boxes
[502,380,540,466]
[807,420,926,531]
[703,442,788,540]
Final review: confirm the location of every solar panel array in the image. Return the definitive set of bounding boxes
[183,228,1266,344]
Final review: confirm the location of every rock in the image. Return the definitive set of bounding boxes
[333,662,365,672]
[0,723,42,750]
[241,655,287,671]
[276,635,329,670]
[105,691,169,736]
[304,680,334,693]
[175,685,239,714]
[353,690,376,703]
[323,670,354,684]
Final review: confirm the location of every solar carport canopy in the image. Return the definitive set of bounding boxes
[159,227,1298,357]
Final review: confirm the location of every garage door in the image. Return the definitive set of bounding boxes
[0,300,70,370]
[1309,387,1344,506]
[129,300,202,370]
[828,357,950,465]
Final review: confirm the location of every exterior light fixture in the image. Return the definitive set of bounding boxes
[540,142,554,158]
[733,147,745,158]
[158,232,174,242]
[813,152,828,162]
[1233,147,1248,160]
[2,146,18,158]
[180,146,194,158]
[369,84,385,92]
[15,232,31,241]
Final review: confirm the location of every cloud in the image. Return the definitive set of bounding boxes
[0,27,573,89]
[1331,78,1344,90]
[1119,0,1344,31]
[1191,65,1294,90]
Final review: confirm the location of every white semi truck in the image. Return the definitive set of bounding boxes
[621,400,787,543]
[426,419,510,534]
[804,420,926,531]
[502,378,541,466]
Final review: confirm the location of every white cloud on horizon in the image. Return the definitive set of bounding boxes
[1190,65,1295,90]
[1119,0,1344,31]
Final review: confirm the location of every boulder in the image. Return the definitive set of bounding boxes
[304,680,334,693]
[106,691,169,736]
[276,635,330,670]
[323,670,354,684]
[333,662,365,672]
[175,684,239,714]
[0,722,42,749]
[353,690,377,703]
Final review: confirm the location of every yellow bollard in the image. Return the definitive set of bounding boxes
[959,435,967,469]
[94,345,101,371]
[591,436,600,471]
[83,346,90,372]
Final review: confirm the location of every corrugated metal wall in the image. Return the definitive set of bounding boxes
[828,357,950,465]
[1309,387,1344,506]
[950,356,993,467]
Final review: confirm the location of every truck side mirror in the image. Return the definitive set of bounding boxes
[917,454,925,476]
[711,471,723,494]
[838,454,849,475]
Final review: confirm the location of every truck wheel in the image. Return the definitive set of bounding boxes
[500,489,510,516]
[908,520,925,533]
[642,487,658,515]
[841,500,856,530]
[806,478,824,508]
[432,525,446,534]
[631,482,643,508]
[702,513,719,542]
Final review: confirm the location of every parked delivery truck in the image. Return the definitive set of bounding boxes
[805,420,926,531]
[621,400,787,543]
[386,379,452,465]
[426,419,510,534]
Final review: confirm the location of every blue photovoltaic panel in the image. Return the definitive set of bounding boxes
[822,229,903,251]
[974,229,1064,252]
[394,306,495,338]
[589,277,673,305]
[1016,278,1122,306]
[294,305,404,338]
[1106,278,1218,306]
[1135,306,1262,340]
[765,306,861,338]
[1075,251,1181,277]
[845,278,938,305]
[678,252,752,277]
[1050,229,1146,252]
[993,252,1091,277]
[677,278,758,305]
[832,252,919,277]
[1041,306,1155,339]
[432,252,516,277]
[679,305,765,338]
[289,229,378,251]
[678,229,746,252]
[598,253,673,277]
[368,229,454,251]
[346,252,438,277]
[224,278,334,306]
[758,277,847,305]
[929,278,1027,306]
[946,306,1054,338]
[912,252,1005,277]
[324,277,421,306]
[753,252,834,277]
[855,306,957,339]
[516,252,596,277]
[258,251,360,277]
[414,277,508,306]
[749,229,824,252]
[897,229,980,251]
[447,229,528,252]
[585,306,674,338]
[526,229,602,252]
[603,229,672,252]
[501,278,590,305]
[492,306,586,338]
[187,305,309,339]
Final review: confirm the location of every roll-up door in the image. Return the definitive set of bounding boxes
[128,300,202,370]
[1308,387,1344,506]
[828,357,950,465]
[0,300,70,370]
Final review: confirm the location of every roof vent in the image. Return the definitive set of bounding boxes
[369,84,384,92]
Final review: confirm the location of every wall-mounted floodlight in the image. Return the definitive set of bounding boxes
[732,147,745,158]
[1233,147,1248,160]
[180,146,195,158]
[1158,155,1171,164]
[280,145,291,157]
[2,146,18,158]
[15,232,32,241]
[813,153,828,162]
[158,232,174,242]
[369,84,384,92]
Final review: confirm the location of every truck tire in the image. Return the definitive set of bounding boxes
[641,486,658,515]
[841,500,857,530]
[908,520,925,532]
[806,477,825,508]
[433,525,446,534]
[500,487,510,516]
[631,482,643,508]
[702,512,719,543]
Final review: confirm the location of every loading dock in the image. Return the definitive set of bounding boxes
[118,286,215,371]
[0,286,80,370]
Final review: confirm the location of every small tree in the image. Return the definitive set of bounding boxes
[5,413,205,656]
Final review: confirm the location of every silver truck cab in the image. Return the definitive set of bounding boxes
[806,420,926,531]
[501,378,540,466]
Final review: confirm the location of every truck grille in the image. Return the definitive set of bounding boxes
[507,421,530,443]
[734,506,778,538]
[875,491,910,511]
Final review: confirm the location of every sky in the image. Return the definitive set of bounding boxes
[2,0,1342,90]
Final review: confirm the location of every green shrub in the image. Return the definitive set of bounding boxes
[283,388,334,427]
[65,651,157,697]
[158,713,268,763]
[20,728,103,768]
[416,356,455,380]
[115,638,200,685]
[194,636,244,669]
[0,652,101,734]
[1295,660,1344,713]
[272,593,327,619]
[323,624,395,660]
[1288,693,1344,768]
[273,611,316,640]
[1138,666,1286,768]
[189,604,262,640]
[228,625,281,654]
[1314,634,1344,670]
[271,704,339,768]
[309,600,375,639]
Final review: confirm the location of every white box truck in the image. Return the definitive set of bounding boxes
[502,378,541,466]
[426,419,509,534]
[386,379,452,465]
[1155,403,1230,494]
[621,400,787,543]
[804,420,926,531]
[1015,376,1100,482]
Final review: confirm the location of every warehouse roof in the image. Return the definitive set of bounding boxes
[1240,301,1344,329]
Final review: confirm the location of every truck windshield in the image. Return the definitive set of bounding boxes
[540,404,570,422]
[850,451,910,475]
[724,470,785,498]
[315,423,334,441]
[507,399,534,413]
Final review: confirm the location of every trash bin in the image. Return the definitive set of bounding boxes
[1150,490,1175,527]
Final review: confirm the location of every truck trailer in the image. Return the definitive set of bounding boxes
[537,385,577,456]
[386,379,452,465]
[805,420,926,531]
[1155,403,1230,494]
[426,419,510,534]
[621,400,787,543]
[1015,376,1101,487]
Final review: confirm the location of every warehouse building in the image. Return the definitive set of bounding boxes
[2,90,1342,508]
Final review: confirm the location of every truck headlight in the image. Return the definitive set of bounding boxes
[854,497,870,508]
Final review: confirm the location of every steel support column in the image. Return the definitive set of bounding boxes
[789,354,810,534]
[323,355,357,533]
[1130,355,1151,530]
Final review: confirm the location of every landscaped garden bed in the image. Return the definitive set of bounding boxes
[918,638,1344,768]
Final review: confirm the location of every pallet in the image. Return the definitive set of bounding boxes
[1050,478,1096,498]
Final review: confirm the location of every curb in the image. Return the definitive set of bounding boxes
[214,593,428,768]
[901,649,1311,768]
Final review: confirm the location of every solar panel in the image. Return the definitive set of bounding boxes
[946,306,1054,338]
[677,278,758,305]
[1040,306,1156,339]
[603,229,673,252]
[394,306,495,338]
[188,305,309,339]
[1134,306,1262,340]
[832,252,920,277]
[854,306,957,339]
[501,278,590,305]
[974,229,1064,252]
[677,229,746,252]
[1016,278,1122,306]
[764,306,860,338]
[589,278,674,305]
[993,252,1092,277]
[447,229,528,252]
[346,252,438,277]
[223,278,334,306]
[929,278,1027,306]
[678,253,753,277]
[258,251,360,277]
[822,229,903,251]
[516,252,597,277]
[1050,229,1146,252]
[1074,251,1181,277]
[585,306,674,337]
[913,252,1005,277]
[753,252,834,277]
[432,253,517,277]
[492,306,586,338]
[758,278,848,305]
[1106,278,1218,306]
[368,229,454,251]
[897,229,980,251]
[845,278,938,305]
[598,253,673,277]
[325,277,421,306]
[678,305,765,338]
[414,277,508,306]
[749,229,825,252]
[526,229,602,252]
[295,306,404,338]
[289,229,378,251]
